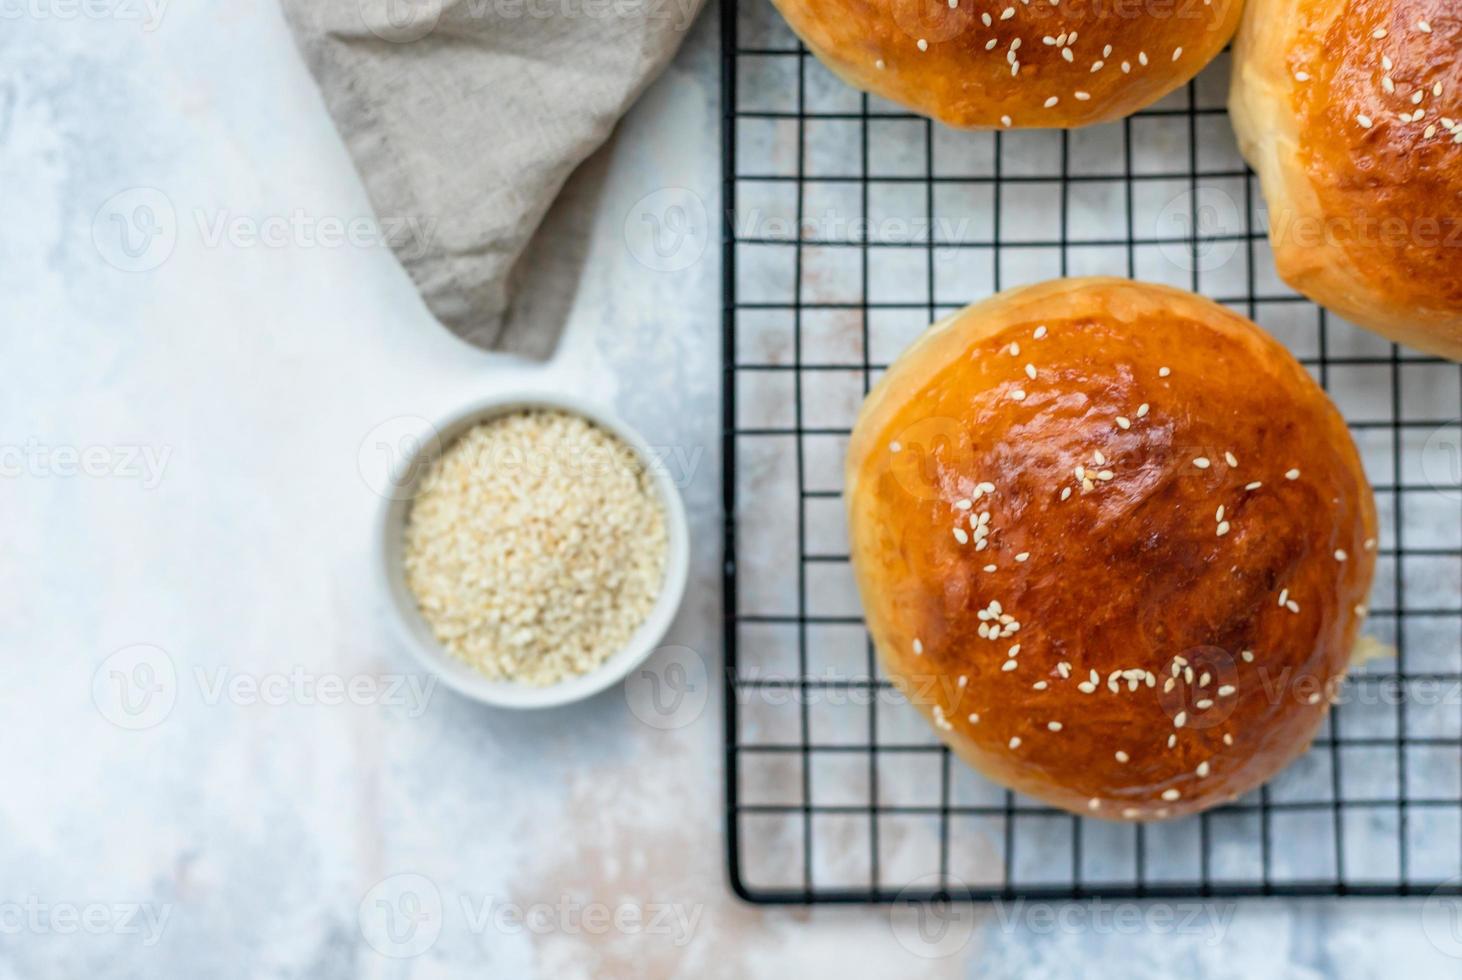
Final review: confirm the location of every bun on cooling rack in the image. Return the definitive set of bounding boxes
[845,278,1378,821]
[767,0,1243,128]
[1229,0,1462,359]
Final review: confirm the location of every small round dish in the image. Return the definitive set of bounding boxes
[375,387,690,709]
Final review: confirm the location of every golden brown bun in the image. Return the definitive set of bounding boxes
[845,278,1377,821]
[1230,0,1462,359]
[768,0,1243,128]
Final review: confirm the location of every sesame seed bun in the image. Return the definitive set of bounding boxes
[1229,0,1462,359]
[845,278,1377,821]
[767,0,1244,128]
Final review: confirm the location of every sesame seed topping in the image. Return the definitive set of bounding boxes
[1158,366,1170,377]
[1033,325,1047,339]
[1044,96,1060,108]
[1171,47,1182,61]
[1216,505,1225,522]
[1373,28,1387,39]
[1033,680,1047,690]
[1161,788,1181,801]
[1223,733,1234,745]
[875,58,886,70]
[889,441,902,453]
[1225,452,1239,467]
[1167,734,1177,748]
[1048,721,1063,731]
[1025,363,1037,379]
[1138,51,1148,66]
[1015,552,1029,562]
[917,38,928,51]
[1285,468,1300,480]
[1335,549,1348,561]
[1193,457,1211,469]
[1245,481,1263,490]
[982,564,997,572]
[1010,389,1027,401]
[1295,70,1310,82]
[1001,114,1013,127]
[1364,538,1377,551]
[1278,588,1289,606]
[955,498,973,510]
[1115,750,1130,762]
[1216,521,1230,537]
[1116,416,1131,429]
[1196,761,1211,778]
[969,712,980,723]
[1307,692,1322,705]
[1136,403,1149,418]
[1218,685,1235,697]
[1121,61,1131,73]
[1357,114,1373,129]
[1241,650,1254,663]
[1287,600,1300,614]
[1059,486,1072,501]
[1174,711,1187,728]
[1075,90,1090,100]
[1000,5,1015,18]
[1088,798,1101,810]
[1418,20,1432,33]
[1009,736,1021,749]
[953,527,969,544]
[913,638,923,655]
[1002,659,1018,671]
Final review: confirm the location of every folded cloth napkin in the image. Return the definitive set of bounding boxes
[281,0,702,357]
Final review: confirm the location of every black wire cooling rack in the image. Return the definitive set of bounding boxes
[720,0,1462,903]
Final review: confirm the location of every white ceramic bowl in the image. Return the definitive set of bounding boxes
[375,388,690,709]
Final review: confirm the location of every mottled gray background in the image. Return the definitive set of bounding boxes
[0,1,1458,977]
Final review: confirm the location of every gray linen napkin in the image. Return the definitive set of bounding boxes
[281,0,702,357]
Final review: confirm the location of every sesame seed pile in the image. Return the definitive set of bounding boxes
[403,410,668,686]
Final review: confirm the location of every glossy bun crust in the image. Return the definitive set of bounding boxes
[768,0,1243,128]
[845,278,1377,821]
[1230,0,1462,359]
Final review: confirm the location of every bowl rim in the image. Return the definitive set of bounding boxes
[374,386,691,709]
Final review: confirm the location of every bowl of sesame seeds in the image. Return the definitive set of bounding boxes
[375,387,689,709]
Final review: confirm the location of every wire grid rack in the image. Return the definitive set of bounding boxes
[720,0,1462,903]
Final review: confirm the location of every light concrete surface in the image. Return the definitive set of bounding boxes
[0,1,1458,977]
